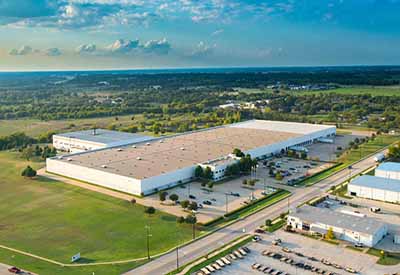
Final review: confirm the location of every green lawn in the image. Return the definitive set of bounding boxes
[367,248,400,265]
[301,134,400,186]
[0,151,194,274]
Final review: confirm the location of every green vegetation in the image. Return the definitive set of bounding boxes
[0,151,195,273]
[367,248,400,265]
[300,86,400,97]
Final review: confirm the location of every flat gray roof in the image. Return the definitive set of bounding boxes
[376,162,400,173]
[290,205,385,235]
[54,129,154,145]
[54,120,335,180]
[350,175,400,193]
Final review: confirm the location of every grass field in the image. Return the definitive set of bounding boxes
[367,248,400,265]
[298,86,400,96]
[0,151,195,274]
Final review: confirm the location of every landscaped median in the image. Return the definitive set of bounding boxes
[200,189,291,228]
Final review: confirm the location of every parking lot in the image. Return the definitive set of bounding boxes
[319,197,400,252]
[255,157,334,187]
[214,230,399,275]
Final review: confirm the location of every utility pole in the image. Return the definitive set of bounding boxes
[176,244,179,271]
[225,193,229,214]
[145,225,152,259]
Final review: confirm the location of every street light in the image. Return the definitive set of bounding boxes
[145,225,152,259]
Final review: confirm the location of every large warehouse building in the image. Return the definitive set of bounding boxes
[348,175,400,203]
[47,120,336,196]
[375,162,400,180]
[287,205,387,247]
[53,129,154,153]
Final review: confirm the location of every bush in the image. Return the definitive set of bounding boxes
[176,216,185,224]
[207,182,214,189]
[144,206,156,215]
[265,219,272,226]
[21,166,37,178]
[180,200,190,209]
[185,215,197,224]
[159,191,168,201]
[188,201,198,211]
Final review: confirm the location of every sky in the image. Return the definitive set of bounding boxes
[0,0,399,71]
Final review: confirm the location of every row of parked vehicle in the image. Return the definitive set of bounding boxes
[263,248,358,274]
[252,262,291,275]
[196,246,251,275]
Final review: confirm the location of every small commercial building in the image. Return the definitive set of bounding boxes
[375,162,400,180]
[53,129,154,153]
[348,175,400,203]
[287,205,387,247]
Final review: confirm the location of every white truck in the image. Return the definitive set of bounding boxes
[373,153,385,162]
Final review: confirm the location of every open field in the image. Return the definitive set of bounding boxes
[0,151,195,274]
[298,86,400,96]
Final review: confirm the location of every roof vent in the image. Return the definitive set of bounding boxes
[132,145,137,148]
[117,148,123,152]
[67,158,72,161]
[137,157,142,160]
[101,165,107,168]
[181,147,185,150]
[146,142,151,146]
[159,140,164,143]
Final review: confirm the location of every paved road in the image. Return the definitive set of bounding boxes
[126,154,377,275]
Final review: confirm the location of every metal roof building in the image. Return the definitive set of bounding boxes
[348,174,400,203]
[47,120,336,196]
[376,162,400,181]
[288,205,387,247]
[53,129,154,153]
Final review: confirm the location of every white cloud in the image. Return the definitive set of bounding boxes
[142,38,171,55]
[76,43,97,54]
[107,39,140,53]
[211,29,224,36]
[9,45,33,55]
[189,41,215,57]
[45,48,62,56]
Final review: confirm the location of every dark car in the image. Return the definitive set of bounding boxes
[8,267,21,274]
[189,195,196,199]
[203,200,212,205]
[255,228,265,234]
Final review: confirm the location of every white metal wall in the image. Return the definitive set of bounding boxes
[376,170,400,181]
[348,184,400,203]
[47,158,142,195]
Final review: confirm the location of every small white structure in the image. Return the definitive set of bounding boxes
[53,129,154,153]
[373,153,385,163]
[287,205,387,247]
[376,162,400,180]
[348,175,400,203]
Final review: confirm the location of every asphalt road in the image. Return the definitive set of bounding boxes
[125,154,377,275]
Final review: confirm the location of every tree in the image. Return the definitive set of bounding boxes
[180,200,190,209]
[248,179,255,187]
[233,148,244,157]
[280,213,286,219]
[144,206,156,215]
[242,179,248,185]
[185,214,197,224]
[300,151,307,160]
[176,216,185,224]
[203,167,213,180]
[169,193,179,203]
[159,191,168,202]
[265,219,272,226]
[275,172,283,181]
[21,146,35,161]
[201,182,206,187]
[325,227,335,240]
[188,201,198,211]
[207,181,214,189]
[21,166,36,178]
[194,165,204,178]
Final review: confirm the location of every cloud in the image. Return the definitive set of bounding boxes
[211,29,224,36]
[45,48,62,56]
[76,43,97,54]
[142,38,171,55]
[107,39,140,53]
[9,45,33,55]
[189,41,215,57]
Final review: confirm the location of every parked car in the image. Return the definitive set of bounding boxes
[189,195,196,199]
[8,267,21,274]
[198,203,204,209]
[255,228,265,234]
[203,200,212,205]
